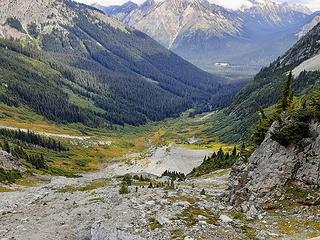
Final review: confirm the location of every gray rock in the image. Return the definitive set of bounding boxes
[219,214,233,224]
[156,214,170,225]
[174,201,191,208]
[91,221,145,240]
[184,237,194,240]
[245,205,258,219]
[227,121,320,205]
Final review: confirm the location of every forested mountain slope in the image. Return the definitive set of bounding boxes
[211,22,320,142]
[0,0,237,127]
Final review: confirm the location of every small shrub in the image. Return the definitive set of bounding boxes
[122,174,132,186]
[271,121,310,146]
[119,184,130,194]
[27,22,40,38]
[0,168,22,183]
[149,217,162,230]
[6,17,25,33]
[133,175,140,180]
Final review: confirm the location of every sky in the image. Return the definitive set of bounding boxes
[76,0,320,11]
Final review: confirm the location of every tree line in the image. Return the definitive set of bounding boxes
[189,146,239,177]
[3,141,47,170]
[0,128,68,152]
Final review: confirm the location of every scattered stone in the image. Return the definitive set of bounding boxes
[174,201,191,208]
[156,214,170,226]
[198,220,207,225]
[246,205,258,219]
[146,200,155,205]
[184,236,193,240]
[219,215,233,224]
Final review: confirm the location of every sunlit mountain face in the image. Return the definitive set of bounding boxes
[97,0,319,81]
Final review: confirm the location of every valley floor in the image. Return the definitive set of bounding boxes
[0,110,320,240]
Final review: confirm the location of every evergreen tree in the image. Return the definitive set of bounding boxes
[231,146,237,158]
[240,143,246,155]
[279,71,293,111]
[258,107,267,121]
[122,174,132,186]
[139,175,144,181]
[170,179,175,189]
[217,147,224,159]
[3,140,10,153]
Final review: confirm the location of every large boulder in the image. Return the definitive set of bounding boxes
[226,121,320,207]
[91,221,145,240]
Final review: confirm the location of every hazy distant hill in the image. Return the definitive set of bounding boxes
[216,22,320,142]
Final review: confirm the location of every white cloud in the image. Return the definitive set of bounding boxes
[77,0,146,5]
[211,0,320,11]
[76,0,320,11]
[303,0,320,10]
[210,0,253,10]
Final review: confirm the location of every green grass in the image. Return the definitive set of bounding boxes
[170,228,186,239]
[0,101,236,182]
[63,88,105,114]
[149,216,162,230]
[0,186,16,192]
[177,206,218,227]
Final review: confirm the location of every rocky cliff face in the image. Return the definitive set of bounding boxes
[227,120,320,207]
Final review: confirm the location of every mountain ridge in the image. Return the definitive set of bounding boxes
[99,0,318,80]
[217,21,320,142]
[0,0,240,127]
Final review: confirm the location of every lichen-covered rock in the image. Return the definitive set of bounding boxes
[227,121,320,207]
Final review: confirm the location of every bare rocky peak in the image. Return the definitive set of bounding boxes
[0,0,128,40]
[297,15,320,39]
[241,0,310,26]
[119,0,242,48]
[277,21,320,69]
[245,0,311,13]
[105,0,312,50]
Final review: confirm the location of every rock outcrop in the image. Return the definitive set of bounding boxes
[0,150,24,170]
[227,120,320,207]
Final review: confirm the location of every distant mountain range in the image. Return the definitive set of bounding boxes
[95,0,320,80]
[0,0,240,127]
[214,21,320,142]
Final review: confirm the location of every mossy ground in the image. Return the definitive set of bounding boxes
[176,204,218,228]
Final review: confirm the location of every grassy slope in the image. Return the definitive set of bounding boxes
[0,103,234,181]
[206,23,320,143]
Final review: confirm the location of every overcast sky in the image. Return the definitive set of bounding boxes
[76,0,320,11]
